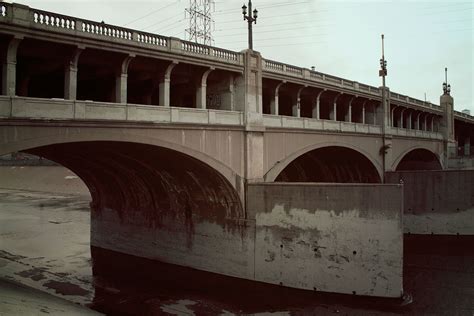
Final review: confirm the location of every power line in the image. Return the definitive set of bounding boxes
[217,32,327,45]
[123,1,179,26]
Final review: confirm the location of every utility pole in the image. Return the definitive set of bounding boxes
[185,0,215,46]
[379,34,390,182]
[242,0,258,50]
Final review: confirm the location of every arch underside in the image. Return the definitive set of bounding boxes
[396,148,442,171]
[275,146,381,183]
[25,141,243,229]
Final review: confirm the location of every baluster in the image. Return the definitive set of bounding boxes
[34,12,38,23]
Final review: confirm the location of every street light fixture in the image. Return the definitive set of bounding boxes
[443,67,451,95]
[242,0,258,50]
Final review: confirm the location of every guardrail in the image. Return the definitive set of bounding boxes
[0,2,241,65]
[262,59,381,96]
[262,114,383,134]
[0,96,244,126]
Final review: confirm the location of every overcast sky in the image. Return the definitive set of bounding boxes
[13,0,473,113]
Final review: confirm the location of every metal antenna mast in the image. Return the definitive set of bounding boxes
[185,0,215,45]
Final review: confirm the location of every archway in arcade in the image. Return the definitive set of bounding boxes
[395,148,442,171]
[275,146,381,183]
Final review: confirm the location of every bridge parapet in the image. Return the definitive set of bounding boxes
[0,2,243,66]
[0,96,244,126]
[263,59,382,97]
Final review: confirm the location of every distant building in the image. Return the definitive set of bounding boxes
[462,109,471,115]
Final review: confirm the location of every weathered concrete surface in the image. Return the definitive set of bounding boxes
[386,170,474,234]
[248,183,404,298]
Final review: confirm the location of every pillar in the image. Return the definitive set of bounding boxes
[196,67,214,109]
[115,54,134,104]
[372,103,377,125]
[313,90,324,119]
[465,137,471,156]
[159,61,178,107]
[64,46,84,100]
[2,36,22,96]
[415,113,421,130]
[345,97,354,122]
[330,93,341,121]
[271,81,285,115]
[362,100,366,124]
[407,111,412,129]
[400,108,406,128]
[293,86,306,117]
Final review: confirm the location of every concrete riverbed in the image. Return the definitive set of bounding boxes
[0,166,473,315]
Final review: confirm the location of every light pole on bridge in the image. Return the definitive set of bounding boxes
[242,0,258,50]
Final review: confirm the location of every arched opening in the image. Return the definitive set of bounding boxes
[275,146,381,183]
[396,148,442,171]
[24,141,242,225]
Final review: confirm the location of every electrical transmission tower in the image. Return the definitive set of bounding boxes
[185,0,215,46]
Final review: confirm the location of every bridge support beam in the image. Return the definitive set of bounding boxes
[407,111,412,129]
[313,90,324,119]
[196,67,214,109]
[270,81,285,116]
[330,93,341,121]
[2,36,22,96]
[292,86,306,118]
[362,100,366,124]
[115,54,134,104]
[345,97,354,122]
[64,47,83,100]
[159,61,178,107]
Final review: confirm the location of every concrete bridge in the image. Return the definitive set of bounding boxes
[1,2,473,300]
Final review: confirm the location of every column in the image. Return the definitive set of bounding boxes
[159,61,178,107]
[196,67,214,109]
[415,112,421,130]
[271,81,285,115]
[293,86,306,117]
[399,108,406,128]
[115,54,134,104]
[372,103,377,125]
[345,97,354,122]
[313,90,324,119]
[362,100,367,124]
[64,46,84,100]
[465,137,471,156]
[330,93,341,121]
[407,111,412,129]
[2,36,22,96]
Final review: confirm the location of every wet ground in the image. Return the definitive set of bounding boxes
[0,188,473,315]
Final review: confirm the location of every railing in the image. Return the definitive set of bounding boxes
[1,4,6,17]
[262,114,384,135]
[263,58,381,96]
[0,2,241,65]
[0,96,244,126]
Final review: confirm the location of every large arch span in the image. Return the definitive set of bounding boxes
[394,148,442,171]
[270,146,381,183]
[24,141,243,226]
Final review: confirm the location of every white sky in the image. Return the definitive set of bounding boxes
[12,0,474,113]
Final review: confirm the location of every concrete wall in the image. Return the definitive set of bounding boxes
[247,183,404,298]
[386,170,474,235]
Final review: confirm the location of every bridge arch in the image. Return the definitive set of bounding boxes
[0,128,240,189]
[392,147,443,171]
[265,143,382,183]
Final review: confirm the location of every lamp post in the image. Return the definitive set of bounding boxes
[242,0,258,50]
[443,67,451,95]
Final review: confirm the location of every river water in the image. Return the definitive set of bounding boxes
[0,187,473,315]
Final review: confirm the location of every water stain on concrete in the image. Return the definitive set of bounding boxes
[16,268,47,281]
[43,280,89,296]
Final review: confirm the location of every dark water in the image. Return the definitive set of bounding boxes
[1,189,473,315]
